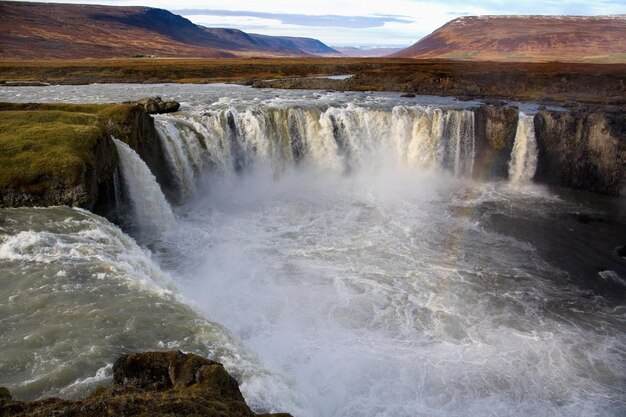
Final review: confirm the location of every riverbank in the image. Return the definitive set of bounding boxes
[0,99,176,217]
[1,58,625,106]
[0,351,292,417]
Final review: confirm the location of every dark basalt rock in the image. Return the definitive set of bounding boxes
[473,104,519,180]
[0,388,10,400]
[400,93,416,98]
[574,213,606,224]
[112,350,245,402]
[134,96,181,114]
[0,351,293,417]
[534,109,626,195]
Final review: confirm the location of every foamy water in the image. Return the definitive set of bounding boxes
[0,84,624,417]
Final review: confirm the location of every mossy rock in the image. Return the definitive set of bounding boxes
[0,102,140,210]
[1,351,293,417]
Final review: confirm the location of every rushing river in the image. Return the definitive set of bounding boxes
[0,84,625,417]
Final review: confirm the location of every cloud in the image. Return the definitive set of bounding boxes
[187,15,284,29]
[172,9,414,28]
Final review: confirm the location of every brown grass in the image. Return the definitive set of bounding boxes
[0,58,625,104]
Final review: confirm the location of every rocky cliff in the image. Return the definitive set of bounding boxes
[534,109,626,195]
[473,104,519,180]
[0,350,292,417]
[0,99,179,220]
[471,104,625,194]
[1,101,623,225]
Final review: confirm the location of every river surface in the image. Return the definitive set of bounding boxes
[0,84,625,417]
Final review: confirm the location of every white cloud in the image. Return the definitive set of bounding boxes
[186,15,283,29]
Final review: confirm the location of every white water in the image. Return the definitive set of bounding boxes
[113,138,175,235]
[0,85,624,417]
[167,169,625,417]
[0,208,299,409]
[509,112,539,184]
[153,105,476,197]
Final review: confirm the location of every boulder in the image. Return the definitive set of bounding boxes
[1,351,292,417]
[113,350,245,401]
[135,97,180,114]
[0,388,10,400]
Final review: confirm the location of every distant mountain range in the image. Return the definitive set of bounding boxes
[392,15,626,63]
[332,47,404,57]
[2,1,624,63]
[0,1,340,59]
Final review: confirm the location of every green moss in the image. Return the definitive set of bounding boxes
[0,103,137,190]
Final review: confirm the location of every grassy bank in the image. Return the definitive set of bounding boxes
[0,103,134,193]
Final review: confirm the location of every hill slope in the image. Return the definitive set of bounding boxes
[0,1,339,59]
[392,15,626,63]
[334,47,404,57]
[202,28,341,56]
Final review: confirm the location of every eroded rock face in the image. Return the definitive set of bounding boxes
[473,105,519,179]
[0,350,293,417]
[0,130,117,214]
[112,350,245,402]
[534,110,626,195]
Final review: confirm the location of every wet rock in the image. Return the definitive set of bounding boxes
[574,213,605,224]
[534,110,626,195]
[135,97,180,114]
[1,351,292,417]
[400,93,416,97]
[113,350,244,401]
[0,388,11,400]
[617,246,626,258]
[473,104,519,179]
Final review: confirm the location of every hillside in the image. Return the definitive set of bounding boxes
[0,1,339,59]
[334,47,404,57]
[202,28,341,56]
[392,15,626,63]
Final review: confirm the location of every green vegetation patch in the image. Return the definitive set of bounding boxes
[0,103,136,191]
[583,53,626,64]
[442,51,480,60]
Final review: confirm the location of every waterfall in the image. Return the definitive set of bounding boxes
[154,118,210,200]
[113,138,175,234]
[112,166,123,217]
[509,112,538,184]
[152,105,480,183]
[442,110,475,178]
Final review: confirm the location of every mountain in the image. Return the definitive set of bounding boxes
[202,28,341,56]
[0,1,339,59]
[333,47,404,57]
[392,15,626,63]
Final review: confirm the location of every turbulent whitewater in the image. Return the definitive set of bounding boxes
[0,84,625,417]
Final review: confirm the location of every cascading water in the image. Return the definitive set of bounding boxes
[508,112,539,184]
[1,84,624,417]
[113,138,175,235]
[152,104,477,189]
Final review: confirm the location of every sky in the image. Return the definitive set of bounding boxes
[22,0,626,47]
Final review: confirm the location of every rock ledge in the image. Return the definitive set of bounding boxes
[0,350,293,417]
